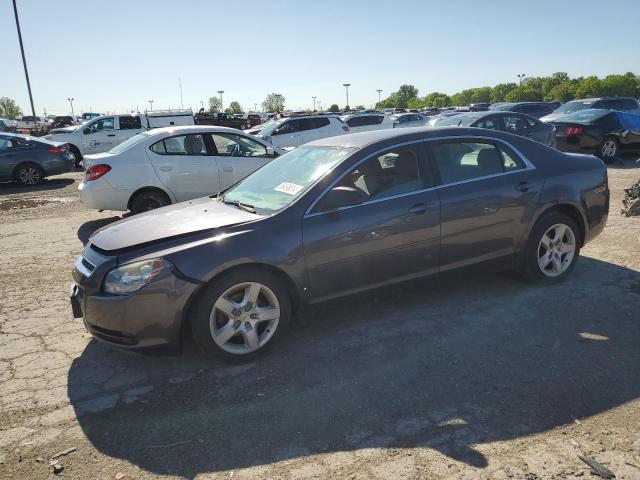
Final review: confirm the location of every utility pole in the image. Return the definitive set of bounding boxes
[343,83,351,110]
[312,96,316,111]
[217,90,224,112]
[517,74,526,101]
[12,0,36,118]
[148,99,154,111]
[67,98,75,116]
[178,77,184,108]
[200,100,204,110]
[254,103,258,112]
[376,89,382,104]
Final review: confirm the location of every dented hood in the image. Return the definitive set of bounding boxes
[89,197,261,252]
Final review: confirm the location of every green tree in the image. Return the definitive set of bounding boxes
[208,97,222,113]
[574,76,603,98]
[262,93,285,113]
[328,104,340,113]
[355,104,366,110]
[0,97,22,118]
[226,101,243,114]
[431,95,451,108]
[600,73,640,97]
[548,82,576,102]
[505,85,542,102]
[491,83,518,103]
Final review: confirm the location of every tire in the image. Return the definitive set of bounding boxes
[518,211,581,284]
[598,137,618,162]
[68,145,82,168]
[129,189,170,214]
[14,163,44,185]
[190,268,292,361]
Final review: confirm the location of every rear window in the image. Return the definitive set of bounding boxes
[554,100,593,114]
[311,117,330,129]
[347,115,384,127]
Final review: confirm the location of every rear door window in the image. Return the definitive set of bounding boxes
[311,117,330,129]
[119,116,142,130]
[475,116,499,130]
[150,134,207,155]
[502,115,529,134]
[430,141,523,185]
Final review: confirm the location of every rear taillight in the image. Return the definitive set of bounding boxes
[47,146,66,154]
[565,126,583,135]
[85,164,111,181]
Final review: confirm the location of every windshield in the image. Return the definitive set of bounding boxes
[108,132,151,154]
[557,109,609,124]
[554,100,593,114]
[222,146,354,214]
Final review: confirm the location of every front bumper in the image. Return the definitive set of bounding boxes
[71,252,200,355]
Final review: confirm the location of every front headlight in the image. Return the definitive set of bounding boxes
[103,259,172,295]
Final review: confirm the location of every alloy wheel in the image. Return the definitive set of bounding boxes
[601,139,617,158]
[537,223,576,277]
[18,167,41,185]
[209,281,280,354]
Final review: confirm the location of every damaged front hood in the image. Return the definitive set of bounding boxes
[89,197,261,252]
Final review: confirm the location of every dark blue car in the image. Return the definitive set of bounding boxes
[0,133,74,185]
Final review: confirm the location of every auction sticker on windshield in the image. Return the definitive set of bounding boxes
[274,182,304,195]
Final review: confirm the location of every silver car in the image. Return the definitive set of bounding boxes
[389,113,428,128]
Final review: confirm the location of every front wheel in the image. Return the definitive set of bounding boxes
[190,269,292,360]
[518,212,581,284]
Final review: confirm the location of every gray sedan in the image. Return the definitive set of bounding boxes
[434,111,556,147]
[0,133,74,185]
[71,127,609,360]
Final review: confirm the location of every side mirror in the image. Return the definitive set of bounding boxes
[266,146,275,156]
[83,127,90,134]
[317,186,366,211]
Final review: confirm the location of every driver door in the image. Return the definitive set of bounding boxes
[271,119,303,148]
[82,117,115,154]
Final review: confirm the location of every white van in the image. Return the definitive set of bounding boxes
[45,110,194,166]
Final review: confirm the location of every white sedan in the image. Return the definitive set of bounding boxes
[79,125,284,214]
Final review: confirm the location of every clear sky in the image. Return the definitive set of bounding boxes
[2,0,639,116]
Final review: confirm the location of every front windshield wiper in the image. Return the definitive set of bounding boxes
[217,195,257,214]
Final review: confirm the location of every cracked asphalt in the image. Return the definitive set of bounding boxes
[1,158,640,479]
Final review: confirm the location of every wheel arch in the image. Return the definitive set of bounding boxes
[531,203,587,247]
[126,186,173,211]
[181,262,301,334]
[68,143,82,159]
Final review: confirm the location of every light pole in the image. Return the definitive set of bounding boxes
[12,0,36,119]
[312,96,316,112]
[67,98,75,116]
[376,89,382,104]
[343,83,351,110]
[148,99,154,111]
[517,74,526,101]
[254,103,258,112]
[217,90,224,112]
[200,100,204,110]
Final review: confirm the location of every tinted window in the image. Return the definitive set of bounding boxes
[150,134,207,155]
[332,146,424,204]
[619,98,639,110]
[431,142,520,185]
[273,120,301,135]
[347,116,367,127]
[502,115,530,133]
[119,116,142,130]
[475,116,499,130]
[211,133,268,157]
[311,117,330,129]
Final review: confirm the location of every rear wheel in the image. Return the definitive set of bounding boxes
[190,268,291,360]
[518,212,581,284]
[599,137,618,162]
[68,145,82,168]
[14,163,44,185]
[129,189,170,214]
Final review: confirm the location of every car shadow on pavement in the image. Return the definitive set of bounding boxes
[77,216,123,245]
[67,256,640,477]
[0,177,75,194]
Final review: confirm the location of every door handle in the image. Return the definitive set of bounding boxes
[223,167,233,172]
[408,203,427,214]
[515,181,529,192]
[159,167,173,172]
[107,134,115,137]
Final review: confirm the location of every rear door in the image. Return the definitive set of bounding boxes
[427,139,542,271]
[207,132,273,187]
[146,133,220,201]
[114,116,144,148]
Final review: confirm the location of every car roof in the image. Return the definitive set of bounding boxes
[307,126,512,149]
[143,125,255,137]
